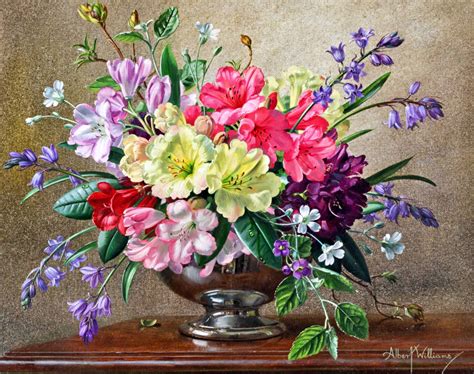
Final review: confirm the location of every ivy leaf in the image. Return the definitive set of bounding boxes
[114,31,144,43]
[283,234,312,258]
[180,60,206,90]
[365,156,413,186]
[87,75,120,93]
[288,325,326,360]
[325,327,338,360]
[313,267,354,293]
[234,212,281,269]
[275,276,307,316]
[335,302,369,340]
[160,44,180,107]
[98,228,128,263]
[339,232,371,283]
[194,214,231,267]
[153,7,179,41]
[53,179,122,220]
[122,261,140,303]
[342,72,391,113]
[64,241,96,266]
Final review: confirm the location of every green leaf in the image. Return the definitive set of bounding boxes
[335,302,369,339]
[313,267,354,293]
[140,319,160,328]
[98,228,129,263]
[283,234,312,258]
[365,156,413,186]
[180,60,206,90]
[64,241,96,266]
[343,72,391,113]
[114,31,144,43]
[135,101,147,113]
[87,75,120,93]
[234,212,281,270]
[362,201,385,215]
[57,141,77,151]
[53,179,122,220]
[337,129,373,145]
[194,214,231,267]
[275,276,307,316]
[288,325,326,360]
[160,44,181,107]
[339,232,371,283]
[325,327,338,360]
[122,261,140,303]
[108,147,125,165]
[153,7,179,41]
[383,174,436,187]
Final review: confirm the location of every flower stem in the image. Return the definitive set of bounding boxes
[100,24,124,59]
[97,255,127,297]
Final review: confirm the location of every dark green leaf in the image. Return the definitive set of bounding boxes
[114,31,144,43]
[98,228,129,263]
[180,60,206,90]
[335,302,369,339]
[313,267,354,293]
[283,234,312,258]
[337,129,373,145]
[275,276,307,316]
[57,141,77,151]
[234,212,281,269]
[108,147,125,165]
[288,325,326,360]
[87,75,120,93]
[153,7,179,41]
[365,156,413,186]
[160,44,181,107]
[122,261,140,303]
[383,174,436,187]
[325,327,338,360]
[64,241,96,266]
[194,214,231,267]
[53,179,122,220]
[362,201,385,215]
[343,72,391,113]
[339,232,371,283]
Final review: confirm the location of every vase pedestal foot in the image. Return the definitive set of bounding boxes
[178,289,286,341]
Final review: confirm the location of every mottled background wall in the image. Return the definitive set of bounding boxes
[0,0,473,354]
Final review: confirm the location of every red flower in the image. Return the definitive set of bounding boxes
[87,182,156,233]
[286,89,329,131]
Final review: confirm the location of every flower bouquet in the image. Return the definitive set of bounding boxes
[6,3,443,360]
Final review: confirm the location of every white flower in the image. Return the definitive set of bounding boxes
[43,80,64,107]
[25,115,43,126]
[381,232,405,260]
[292,205,321,234]
[318,241,345,266]
[195,22,220,43]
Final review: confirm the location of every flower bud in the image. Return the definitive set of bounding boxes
[128,10,140,30]
[194,115,214,137]
[78,2,108,25]
[154,103,185,133]
[240,34,252,48]
[189,197,207,210]
[213,131,227,145]
[119,135,149,183]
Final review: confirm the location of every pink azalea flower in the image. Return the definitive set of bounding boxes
[145,75,171,114]
[107,57,152,99]
[283,125,336,182]
[286,89,329,131]
[237,107,293,167]
[95,87,127,123]
[122,207,166,237]
[200,66,265,125]
[199,232,250,277]
[157,200,219,274]
[125,237,170,271]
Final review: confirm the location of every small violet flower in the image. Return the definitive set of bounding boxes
[370,53,393,66]
[344,60,366,82]
[409,81,421,96]
[318,241,345,266]
[327,42,345,63]
[6,149,37,169]
[39,144,59,164]
[282,265,292,276]
[43,80,65,107]
[95,294,112,317]
[80,265,104,288]
[385,109,402,129]
[68,298,89,320]
[293,205,321,235]
[377,32,404,49]
[351,27,375,49]
[374,182,395,196]
[291,259,311,279]
[273,240,290,257]
[44,266,66,287]
[29,171,45,190]
[381,232,405,260]
[312,86,333,108]
[343,83,364,103]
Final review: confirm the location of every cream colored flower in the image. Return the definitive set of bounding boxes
[119,135,150,182]
[154,103,185,133]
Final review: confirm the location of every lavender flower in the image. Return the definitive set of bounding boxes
[312,86,333,108]
[44,236,67,260]
[375,182,395,196]
[5,149,37,169]
[343,83,363,103]
[68,298,89,320]
[44,266,66,287]
[327,42,345,63]
[36,277,48,292]
[363,212,380,223]
[385,109,402,129]
[419,207,439,228]
[78,304,99,344]
[409,81,421,95]
[420,97,444,120]
[370,53,393,66]
[377,32,404,49]
[29,171,45,190]
[67,168,84,187]
[95,294,112,317]
[344,60,366,82]
[282,265,292,276]
[39,144,59,164]
[80,265,104,288]
[65,250,87,271]
[291,259,311,279]
[351,27,375,49]
[20,278,35,309]
[43,80,65,107]
[273,240,290,257]
[405,104,420,130]
[107,57,152,99]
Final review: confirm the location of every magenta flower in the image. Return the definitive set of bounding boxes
[107,57,152,99]
[291,259,311,279]
[145,75,171,114]
[200,66,265,125]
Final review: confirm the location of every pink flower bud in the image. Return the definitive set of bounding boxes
[194,115,214,137]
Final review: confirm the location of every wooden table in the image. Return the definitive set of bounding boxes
[1,314,473,372]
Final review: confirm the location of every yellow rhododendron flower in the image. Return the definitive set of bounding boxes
[143,125,215,199]
[206,139,281,222]
[154,102,186,133]
[119,135,149,182]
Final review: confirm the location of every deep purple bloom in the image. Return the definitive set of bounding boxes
[67,168,84,187]
[78,303,99,344]
[282,265,292,276]
[273,240,290,257]
[370,53,382,66]
[107,57,152,99]
[312,86,333,108]
[374,182,395,196]
[419,207,439,227]
[44,266,66,287]
[343,83,364,103]
[29,171,45,190]
[5,149,37,169]
[377,32,404,48]
[344,60,366,82]
[39,144,59,164]
[384,199,400,222]
[327,42,345,63]
[291,259,311,279]
[351,28,375,49]
[420,97,444,120]
[95,294,112,317]
[363,212,380,223]
[36,277,48,292]
[44,236,68,260]
[65,250,87,271]
[68,298,89,320]
[379,54,393,65]
[145,75,171,114]
[409,81,421,96]
[80,265,104,288]
[399,200,410,218]
[385,109,402,129]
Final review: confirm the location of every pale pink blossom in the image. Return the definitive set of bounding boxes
[122,207,165,237]
[107,57,152,99]
[125,237,170,271]
[145,75,171,114]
